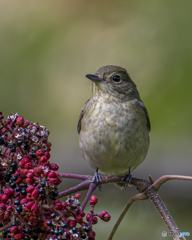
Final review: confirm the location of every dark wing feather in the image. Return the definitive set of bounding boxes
[138,100,151,132]
[77,99,90,134]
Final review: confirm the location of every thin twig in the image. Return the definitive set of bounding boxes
[152,175,192,190]
[0,221,12,232]
[81,182,97,211]
[59,173,92,181]
[108,193,147,240]
[58,179,91,198]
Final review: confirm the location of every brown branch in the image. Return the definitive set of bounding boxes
[144,185,186,240]
[57,173,191,240]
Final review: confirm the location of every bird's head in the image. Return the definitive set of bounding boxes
[85,65,140,100]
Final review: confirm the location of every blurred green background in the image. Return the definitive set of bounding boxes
[0,0,192,239]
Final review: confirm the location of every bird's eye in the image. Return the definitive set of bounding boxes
[112,75,121,83]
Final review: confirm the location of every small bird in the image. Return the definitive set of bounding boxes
[77,65,150,187]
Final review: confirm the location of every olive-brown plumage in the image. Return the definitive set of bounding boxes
[78,65,150,176]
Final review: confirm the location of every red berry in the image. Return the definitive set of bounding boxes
[44,151,50,159]
[103,213,111,222]
[26,171,35,178]
[61,202,67,209]
[86,213,92,222]
[31,189,39,199]
[16,116,24,126]
[25,201,33,210]
[36,149,43,157]
[69,220,76,227]
[20,198,28,205]
[90,195,98,206]
[26,178,35,185]
[48,171,58,178]
[10,226,18,233]
[92,217,98,224]
[48,178,59,185]
[75,215,83,223]
[21,157,30,165]
[19,169,28,176]
[29,215,37,223]
[24,162,32,169]
[1,194,8,203]
[100,211,108,218]
[47,141,52,148]
[49,163,59,171]
[74,193,81,199]
[4,211,11,219]
[22,120,30,128]
[14,233,22,240]
[31,204,40,215]
[53,200,62,210]
[40,155,48,163]
[0,203,6,209]
[26,185,35,193]
[4,188,14,197]
[89,231,96,238]
[34,167,42,175]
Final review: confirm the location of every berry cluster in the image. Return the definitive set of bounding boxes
[0,113,111,240]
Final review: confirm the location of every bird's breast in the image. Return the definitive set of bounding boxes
[79,97,150,175]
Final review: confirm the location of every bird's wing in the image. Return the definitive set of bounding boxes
[138,100,151,132]
[77,99,90,134]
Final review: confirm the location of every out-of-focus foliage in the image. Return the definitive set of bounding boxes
[0,1,192,239]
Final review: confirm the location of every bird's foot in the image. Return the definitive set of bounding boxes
[122,168,132,189]
[91,168,102,191]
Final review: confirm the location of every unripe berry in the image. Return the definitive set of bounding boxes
[32,189,39,199]
[40,155,48,163]
[69,220,76,228]
[1,195,8,203]
[48,171,58,178]
[36,149,43,157]
[75,215,83,223]
[49,163,59,171]
[26,178,35,185]
[22,120,30,128]
[34,167,42,175]
[31,204,40,215]
[44,151,50,159]
[103,213,111,222]
[16,116,24,126]
[14,233,22,240]
[90,195,98,206]
[10,226,18,233]
[74,193,81,199]
[24,162,32,169]
[92,217,98,224]
[25,201,33,210]
[26,185,35,193]
[86,213,92,222]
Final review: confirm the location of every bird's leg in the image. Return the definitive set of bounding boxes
[91,168,102,191]
[122,167,132,189]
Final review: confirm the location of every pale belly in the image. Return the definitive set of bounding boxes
[79,100,150,175]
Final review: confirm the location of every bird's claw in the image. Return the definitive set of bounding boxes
[122,168,132,189]
[91,168,102,191]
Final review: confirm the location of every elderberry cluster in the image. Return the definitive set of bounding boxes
[0,113,111,240]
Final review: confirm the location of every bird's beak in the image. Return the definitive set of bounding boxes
[85,74,103,82]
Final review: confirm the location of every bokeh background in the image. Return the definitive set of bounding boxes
[0,0,192,239]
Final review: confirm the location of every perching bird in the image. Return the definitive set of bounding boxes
[77,65,150,187]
